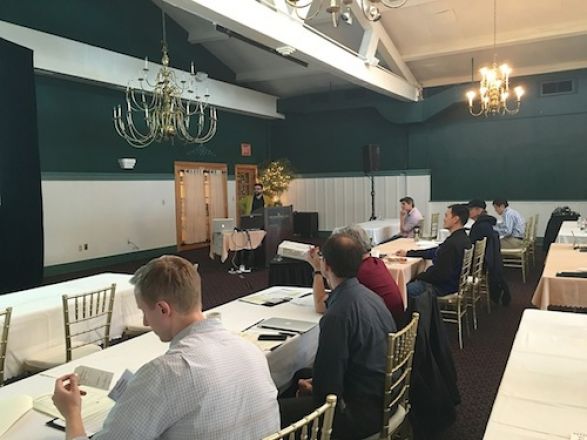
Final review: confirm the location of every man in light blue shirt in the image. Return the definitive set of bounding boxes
[492,199,526,249]
[52,256,280,440]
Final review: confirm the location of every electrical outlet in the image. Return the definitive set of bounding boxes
[78,244,83,252]
[84,243,88,250]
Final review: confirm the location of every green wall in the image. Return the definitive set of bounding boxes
[36,76,271,174]
[1,1,271,174]
[273,69,587,200]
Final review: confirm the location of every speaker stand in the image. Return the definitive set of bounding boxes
[369,174,376,221]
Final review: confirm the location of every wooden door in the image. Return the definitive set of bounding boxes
[235,164,258,226]
[174,162,228,252]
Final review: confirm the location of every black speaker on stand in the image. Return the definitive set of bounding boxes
[362,144,380,221]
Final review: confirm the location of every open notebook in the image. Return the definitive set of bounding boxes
[0,395,33,437]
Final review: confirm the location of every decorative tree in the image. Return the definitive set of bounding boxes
[259,159,295,205]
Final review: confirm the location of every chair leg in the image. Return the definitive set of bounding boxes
[472,285,479,330]
[521,255,526,283]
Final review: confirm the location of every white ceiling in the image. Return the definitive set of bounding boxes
[157,0,587,98]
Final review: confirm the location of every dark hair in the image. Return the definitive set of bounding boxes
[448,204,470,226]
[492,199,508,208]
[254,183,263,189]
[400,196,415,207]
[467,199,486,210]
[322,233,364,279]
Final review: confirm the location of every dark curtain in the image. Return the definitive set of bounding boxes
[0,38,43,294]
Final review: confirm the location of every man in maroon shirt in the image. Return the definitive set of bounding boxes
[306,225,404,325]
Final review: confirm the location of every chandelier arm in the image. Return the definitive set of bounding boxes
[125,111,157,142]
[176,106,217,143]
[114,115,157,148]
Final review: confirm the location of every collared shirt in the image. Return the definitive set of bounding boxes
[313,278,396,436]
[76,319,279,440]
[401,207,423,237]
[494,207,525,239]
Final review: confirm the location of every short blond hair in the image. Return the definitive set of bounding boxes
[130,256,201,313]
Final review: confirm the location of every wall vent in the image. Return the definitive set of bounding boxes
[541,79,574,96]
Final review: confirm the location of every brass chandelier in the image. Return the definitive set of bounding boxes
[113,13,217,148]
[285,0,408,27]
[466,0,524,117]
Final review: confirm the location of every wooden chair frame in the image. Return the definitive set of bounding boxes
[0,307,12,386]
[437,247,474,349]
[501,217,533,283]
[467,238,487,330]
[421,213,440,240]
[378,313,420,440]
[262,395,337,440]
[63,284,116,362]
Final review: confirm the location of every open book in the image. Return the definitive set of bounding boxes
[0,395,33,437]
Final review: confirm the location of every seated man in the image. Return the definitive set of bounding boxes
[306,224,404,325]
[279,232,397,440]
[399,196,423,238]
[492,199,526,249]
[468,199,511,306]
[397,204,472,297]
[52,256,279,440]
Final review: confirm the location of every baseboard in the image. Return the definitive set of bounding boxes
[43,245,177,277]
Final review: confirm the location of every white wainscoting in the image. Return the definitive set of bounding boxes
[281,174,431,232]
[42,179,238,267]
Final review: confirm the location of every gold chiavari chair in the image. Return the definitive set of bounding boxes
[501,217,533,283]
[437,247,474,349]
[23,284,116,373]
[0,307,13,386]
[466,238,487,330]
[262,395,337,440]
[421,213,440,240]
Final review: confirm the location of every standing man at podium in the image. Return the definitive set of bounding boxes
[240,183,272,215]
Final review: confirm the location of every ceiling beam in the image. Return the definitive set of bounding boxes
[403,22,587,62]
[237,65,317,83]
[0,20,283,119]
[350,0,420,87]
[162,0,420,101]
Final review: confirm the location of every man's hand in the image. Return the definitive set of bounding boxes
[400,209,407,218]
[296,378,313,397]
[395,249,408,257]
[305,247,321,271]
[53,374,85,419]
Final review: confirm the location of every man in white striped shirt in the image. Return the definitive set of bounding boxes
[52,256,280,440]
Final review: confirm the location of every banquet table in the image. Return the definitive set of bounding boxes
[483,309,587,439]
[556,220,587,245]
[356,219,400,245]
[211,229,267,262]
[0,286,320,439]
[373,238,432,305]
[0,273,142,380]
[531,243,587,310]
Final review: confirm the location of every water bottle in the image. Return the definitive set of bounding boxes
[414,226,420,242]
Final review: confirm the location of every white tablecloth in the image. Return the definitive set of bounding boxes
[556,220,587,245]
[0,273,142,380]
[355,219,400,245]
[0,286,320,440]
[483,309,587,439]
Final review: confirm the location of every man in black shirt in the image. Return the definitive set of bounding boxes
[251,182,265,213]
[397,204,472,297]
[279,232,396,439]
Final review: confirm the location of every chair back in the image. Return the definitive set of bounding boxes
[458,247,474,294]
[429,213,440,239]
[0,307,12,386]
[471,238,487,279]
[380,312,420,438]
[62,284,116,362]
[524,216,534,244]
[262,395,337,440]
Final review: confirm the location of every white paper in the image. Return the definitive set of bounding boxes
[74,366,114,391]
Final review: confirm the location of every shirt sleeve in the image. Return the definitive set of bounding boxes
[92,361,176,440]
[498,211,514,237]
[312,314,349,407]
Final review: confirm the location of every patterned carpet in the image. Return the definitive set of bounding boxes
[43,245,546,440]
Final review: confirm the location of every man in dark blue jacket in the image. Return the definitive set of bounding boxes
[397,204,472,297]
[468,199,511,305]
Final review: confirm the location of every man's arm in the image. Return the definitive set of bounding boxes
[415,245,456,286]
[312,315,349,407]
[406,247,437,260]
[52,374,88,440]
[499,211,515,237]
[306,247,327,313]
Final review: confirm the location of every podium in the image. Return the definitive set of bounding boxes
[263,206,294,266]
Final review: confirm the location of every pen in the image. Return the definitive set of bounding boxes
[298,292,313,298]
[241,318,264,332]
